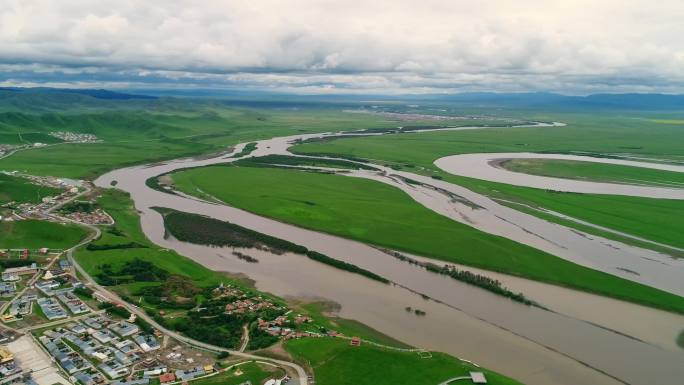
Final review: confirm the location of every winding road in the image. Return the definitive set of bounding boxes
[4,120,682,385]
[44,189,311,385]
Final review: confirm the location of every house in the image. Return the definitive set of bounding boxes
[73,372,96,385]
[142,366,167,377]
[36,297,68,320]
[174,367,205,381]
[0,282,16,297]
[98,361,129,379]
[113,339,139,355]
[159,373,176,383]
[36,280,61,296]
[67,323,88,335]
[133,335,160,352]
[2,263,38,281]
[91,329,116,344]
[57,292,90,314]
[112,379,149,385]
[109,321,139,337]
[0,348,14,364]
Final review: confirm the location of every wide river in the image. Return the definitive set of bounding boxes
[95,125,684,385]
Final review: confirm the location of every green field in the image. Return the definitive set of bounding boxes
[76,189,521,379]
[0,173,61,204]
[74,190,225,288]
[292,115,684,250]
[169,164,684,313]
[285,338,522,385]
[193,362,282,385]
[0,103,436,179]
[500,158,684,187]
[0,219,89,249]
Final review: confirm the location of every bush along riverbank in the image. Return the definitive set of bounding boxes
[380,248,537,307]
[154,208,390,284]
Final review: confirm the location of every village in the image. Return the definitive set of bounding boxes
[1,172,112,226]
[0,246,360,385]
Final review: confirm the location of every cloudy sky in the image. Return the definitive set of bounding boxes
[1,0,683,94]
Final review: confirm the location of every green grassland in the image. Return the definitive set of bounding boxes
[169,164,684,313]
[0,219,89,249]
[500,158,684,187]
[0,100,482,179]
[0,173,61,204]
[77,189,522,379]
[285,338,522,385]
[291,114,684,250]
[193,362,282,385]
[74,189,225,288]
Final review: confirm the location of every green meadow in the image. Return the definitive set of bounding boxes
[169,164,684,313]
[75,189,519,380]
[0,102,477,179]
[500,158,684,187]
[0,172,61,204]
[192,362,283,385]
[285,338,522,385]
[292,114,684,250]
[74,189,225,288]
[0,219,89,249]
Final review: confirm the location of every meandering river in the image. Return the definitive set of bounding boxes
[95,125,684,385]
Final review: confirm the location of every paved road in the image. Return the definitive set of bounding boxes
[65,223,309,385]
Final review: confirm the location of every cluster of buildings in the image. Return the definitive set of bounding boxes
[213,283,284,316]
[157,364,216,384]
[48,132,99,143]
[0,347,33,385]
[4,171,82,191]
[59,208,113,225]
[3,268,90,323]
[1,263,38,282]
[257,314,316,339]
[0,283,16,298]
[213,283,332,342]
[37,315,162,383]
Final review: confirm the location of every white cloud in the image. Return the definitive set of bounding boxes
[0,0,683,93]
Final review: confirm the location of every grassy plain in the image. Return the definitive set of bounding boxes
[0,173,60,204]
[0,219,89,249]
[285,338,522,385]
[292,115,684,249]
[74,189,225,288]
[76,189,522,379]
[193,362,282,385]
[0,102,470,179]
[169,164,684,313]
[500,158,684,187]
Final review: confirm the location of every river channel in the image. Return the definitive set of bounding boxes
[94,126,684,385]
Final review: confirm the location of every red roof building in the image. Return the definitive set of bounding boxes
[159,373,176,383]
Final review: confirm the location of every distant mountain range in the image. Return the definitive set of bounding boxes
[1,87,683,110]
[0,87,157,100]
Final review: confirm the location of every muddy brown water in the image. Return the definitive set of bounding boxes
[95,127,684,385]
